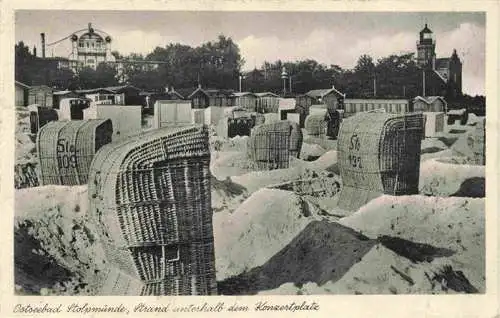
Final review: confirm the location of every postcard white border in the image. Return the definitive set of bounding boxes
[1,1,498,317]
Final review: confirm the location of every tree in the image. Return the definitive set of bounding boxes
[354,54,375,74]
[196,35,244,89]
[15,41,35,84]
[375,53,420,98]
[75,63,119,89]
[15,41,77,88]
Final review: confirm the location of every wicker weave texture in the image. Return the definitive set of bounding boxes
[36,119,113,186]
[337,112,424,211]
[247,120,302,170]
[304,114,327,137]
[88,125,217,295]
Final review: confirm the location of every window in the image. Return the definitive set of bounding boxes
[79,42,83,48]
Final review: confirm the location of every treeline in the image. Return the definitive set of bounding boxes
[243,54,422,99]
[15,34,243,92]
[15,35,484,105]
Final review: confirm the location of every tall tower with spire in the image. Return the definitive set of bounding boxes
[415,23,463,98]
[416,24,436,69]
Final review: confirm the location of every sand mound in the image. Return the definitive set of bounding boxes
[303,136,338,151]
[310,150,338,170]
[225,135,249,152]
[16,110,36,163]
[211,175,249,214]
[260,243,478,295]
[258,195,485,295]
[421,138,448,154]
[213,188,324,281]
[450,129,484,164]
[211,135,249,152]
[300,143,327,161]
[219,221,376,295]
[338,195,484,291]
[420,158,485,197]
[211,151,256,179]
[229,150,338,193]
[421,149,453,162]
[466,114,483,125]
[15,186,107,295]
[231,166,310,193]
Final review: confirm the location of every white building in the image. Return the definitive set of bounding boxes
[68,23,116,71]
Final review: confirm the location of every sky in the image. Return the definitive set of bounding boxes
[15,11,485,95]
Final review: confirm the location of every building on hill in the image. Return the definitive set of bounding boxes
[416,24,462,99]
[37,23,163,76]
[69,23,116,71]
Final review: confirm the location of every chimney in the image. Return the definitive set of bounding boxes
[40,33,46,58]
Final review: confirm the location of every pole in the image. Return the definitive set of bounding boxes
[239,75,242,92]
[289,76,292,94]
[373,76,376,97]
[40,33,46,58]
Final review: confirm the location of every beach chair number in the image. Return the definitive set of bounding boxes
[56,138,78,169]
[349,134,361,151]
[348,134,362,168]
[348,155,363,168]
